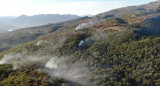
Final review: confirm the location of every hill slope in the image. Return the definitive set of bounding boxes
[0,17,89,52]
[0,22,15,33]
[0,1,160,86]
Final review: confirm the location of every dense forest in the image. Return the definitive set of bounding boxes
[0,1,160,86]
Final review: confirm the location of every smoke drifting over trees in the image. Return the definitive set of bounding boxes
[0,53,92,85]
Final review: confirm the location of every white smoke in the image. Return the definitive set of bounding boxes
[0,53,92,85]
[0,54,13,64]
[75,20,97,30]
[36,40,48,46]
[8,29,13,31]
[0,53,50,70]
[78,40,85,47]
[45,56,62,69]
[91,32,108,41]
[76,23,88,30]
[78,38,92,47]
[45,57,93,86]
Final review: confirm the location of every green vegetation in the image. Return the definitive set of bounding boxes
[0,1,160,86]
[157,6,160,12]
[1,27,160,86]
[0,64,79,86]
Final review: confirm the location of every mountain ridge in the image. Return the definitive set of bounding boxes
[0,14,80,33]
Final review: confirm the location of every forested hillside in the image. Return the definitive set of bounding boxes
[0,1,160,86]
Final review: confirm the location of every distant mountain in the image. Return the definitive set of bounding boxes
[1,14,80,28]
[0,14,80,33]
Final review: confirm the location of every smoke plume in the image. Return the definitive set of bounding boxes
[0,53,92,86]
[75,20,97,30]
[45,56,93,86]
[0,53,50,69]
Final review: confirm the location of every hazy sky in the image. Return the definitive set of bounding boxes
[0,0,157,16]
